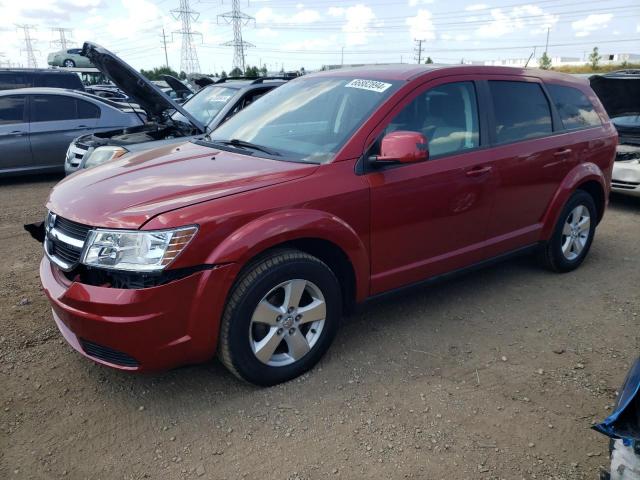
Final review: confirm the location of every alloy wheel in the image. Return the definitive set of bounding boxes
[249,279,326,367]
[561,204,591,261]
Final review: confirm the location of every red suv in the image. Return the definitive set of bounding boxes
[38,65,617,385]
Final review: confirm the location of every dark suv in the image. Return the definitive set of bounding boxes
[0,69,84,91]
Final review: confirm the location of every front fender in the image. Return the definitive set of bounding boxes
[540,162,607,240]
[206,209,370,301]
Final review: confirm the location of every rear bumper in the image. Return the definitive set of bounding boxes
[40,257,236,371]
[612,160,640,197]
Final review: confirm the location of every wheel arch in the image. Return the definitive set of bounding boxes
[206,209,369,307]
[540,162,607,239]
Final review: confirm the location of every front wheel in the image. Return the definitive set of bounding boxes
[539,190,597,272]
[218,249,341,386]
[63,59,75,67]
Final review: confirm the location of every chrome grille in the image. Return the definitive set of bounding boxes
[44,212,91,271]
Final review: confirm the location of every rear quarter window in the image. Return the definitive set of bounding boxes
[489,80,553,145]
[0,72,31,90]
[546,84,601,130]
[35,73,83,90]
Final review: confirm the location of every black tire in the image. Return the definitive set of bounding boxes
[218,249,341,386]
[63,59,75,67]
[539,190,597,272]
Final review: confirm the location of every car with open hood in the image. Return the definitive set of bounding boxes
[590,70,640,197]
[64,42,287,174]
[33,65,616,386]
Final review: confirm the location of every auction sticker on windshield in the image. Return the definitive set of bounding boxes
[345,79,392,93]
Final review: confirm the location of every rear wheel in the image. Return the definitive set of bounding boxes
[539,190,597,272]
[218,249,341,386]
[63,59,75,67]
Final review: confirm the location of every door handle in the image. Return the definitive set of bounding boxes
[553,148,572,157]
[10,130,26,135]
[76,125,89,128]
[465,166,492,177]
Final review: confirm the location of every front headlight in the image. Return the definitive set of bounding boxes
[83,146,128,169]
[81,226,198,272]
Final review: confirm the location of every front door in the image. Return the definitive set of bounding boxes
[0,94,32,173]
[367,79,497,295]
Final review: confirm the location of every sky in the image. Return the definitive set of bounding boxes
[0,0,638,73]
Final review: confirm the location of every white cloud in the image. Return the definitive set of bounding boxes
[255,28,279,39]
[441,32,470,42]
[255,7,321,25]
[408,0,434,6]
[406,9,436,41]
[282,38,333,51]
[571,14,614,37]
[329,4,378,46]
[476,5,559,38]
[465,3,488,11]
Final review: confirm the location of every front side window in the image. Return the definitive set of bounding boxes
[77,99,100,119]
[489,81,552,144]
[381,81,479,157]
[209,77,400,163]
[30,95,77,122]
[547,84,601,130]
[0,96,26,125]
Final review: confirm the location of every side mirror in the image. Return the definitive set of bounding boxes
[370,131,429,165]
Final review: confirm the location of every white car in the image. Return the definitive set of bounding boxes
[590,71,640,197]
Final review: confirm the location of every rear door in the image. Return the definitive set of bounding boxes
[28,94,99,170]
[481,77,573,257]
[0,94,32,172]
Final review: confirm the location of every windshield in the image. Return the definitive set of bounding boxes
[208,76,399,163]
[173,85,238,126]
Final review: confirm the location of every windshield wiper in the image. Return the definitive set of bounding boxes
[214,138,281,156]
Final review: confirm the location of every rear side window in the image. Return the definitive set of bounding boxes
[0,72,31,90]
[489,81,552,144]
[0,96,26,125]
[546,84,601,130]
[34,73,83,90]
[77,99,100,119]
[30,95,78,122]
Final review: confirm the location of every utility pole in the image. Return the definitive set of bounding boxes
[218,0,255,73]
[171,0,202,74]
[544,27,550,54]
[51,27,73,51]
[16,25,39,68]
[160,28,170,68]
[414,39,424,64]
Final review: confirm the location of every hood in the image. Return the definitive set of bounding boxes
[81,42,205,133]
[47,141,318,229]
[161,75,193,96]
[589,72,640,118]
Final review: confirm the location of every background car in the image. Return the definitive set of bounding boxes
[65,42,287,174]
[0,88,145,176]
[589,70,640,197]
[47,48,94,68]
[0,68,84,91]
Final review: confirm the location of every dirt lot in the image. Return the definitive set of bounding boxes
[1,175,639,480]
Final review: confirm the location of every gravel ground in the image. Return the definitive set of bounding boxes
[1,175,639,480]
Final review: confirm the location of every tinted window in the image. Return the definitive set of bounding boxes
[0,96,26,125]
[547,84,601,130]
[0,72,31,90]
[77,99,100,119]
[489,81,552,144]
[383,81,479,157]
[34,73,83,90]
[67,49,81,54]
[30,95,77,122]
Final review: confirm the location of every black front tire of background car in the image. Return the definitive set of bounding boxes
[218,249,342,386]
[539,189,597,273]
[63,59,75,67]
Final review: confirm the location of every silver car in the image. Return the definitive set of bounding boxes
[47,48,94,68]
[0,88,144,176]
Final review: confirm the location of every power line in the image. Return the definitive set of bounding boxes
[218,0,255,72]
[16,24,39,68]
[51,27,73,51]
[171,0,202,73]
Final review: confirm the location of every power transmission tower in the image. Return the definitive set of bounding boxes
[171,0,202,74]
[51,27,73,50]
[160,28,170,68]
[16,25,39,68]
[414,39,424,64]
[218,0,255,73]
